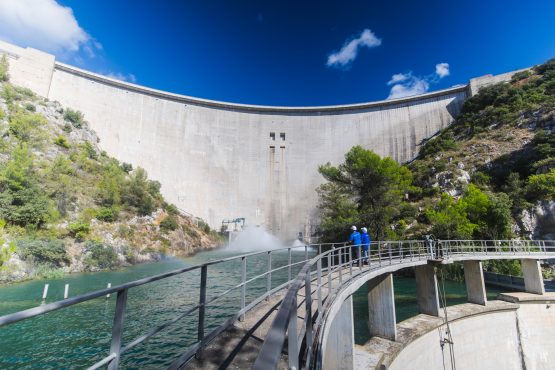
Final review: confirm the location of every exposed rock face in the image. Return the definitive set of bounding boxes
[518,201,555,240]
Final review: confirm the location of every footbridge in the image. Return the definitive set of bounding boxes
[0,240,554,369]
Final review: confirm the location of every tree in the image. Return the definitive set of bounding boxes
[317,146,414,241]
[426,193,477,239]
[0,145,51,226]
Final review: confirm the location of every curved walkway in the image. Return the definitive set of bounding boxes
[0,240,553,369]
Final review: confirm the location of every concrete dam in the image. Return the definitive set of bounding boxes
[0,40,517,240]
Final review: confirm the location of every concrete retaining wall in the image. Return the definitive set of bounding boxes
[0,40,520,239]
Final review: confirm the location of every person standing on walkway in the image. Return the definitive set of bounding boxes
[361,227,371,264]
[349,226,362,264]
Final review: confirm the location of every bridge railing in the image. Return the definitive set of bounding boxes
[253,239,555,370]
[0,242,343,370]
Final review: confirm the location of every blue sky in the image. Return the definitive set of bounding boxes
[0,0,554,106]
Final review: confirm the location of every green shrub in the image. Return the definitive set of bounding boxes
[8,110,47,142]
[80,141,98,160]
[0,242,16,268]
[95,207,118,222]
[0,145,51,226]
[1,84,19,103]
[0,54,9,82]
[121,162,133,173]
[54,135,70,149]
[419,131,458,158]
[511,70,532,83]
[526,169,555,200]
[68,221,90,240]
[63,108,84,128]
[164,203,179,215]
[0,107,5,121]
[84,241,118,270]
[160,216,178,232]
[62,123,72,133]
[17,238,69,267]
[122,168,159,215]
[24,103,36,112]
[198,219,210,234]
[14,86,35,99]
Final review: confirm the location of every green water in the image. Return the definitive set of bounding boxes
[0,249,505,368]
[0,248,313,369]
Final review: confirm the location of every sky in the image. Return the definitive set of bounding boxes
[0,0,554,106]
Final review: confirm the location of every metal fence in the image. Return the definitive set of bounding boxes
[1,239,554,370]
[253,239,555,370]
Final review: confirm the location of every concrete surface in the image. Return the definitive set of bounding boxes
[463,260,487,305]
[0,39,522,240]
[415,264,440,316]
[522,259,546,295]
[368,274,397,341]
[356,301,521,370]
[322,295,354,370]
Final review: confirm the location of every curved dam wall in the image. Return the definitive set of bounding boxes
[0,40,513,240]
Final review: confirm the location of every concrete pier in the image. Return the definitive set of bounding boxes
[415,265,440,316]
[322,296,354,370]
[521,259,545,295]
[463,260,487,305]
[367,274,396,341]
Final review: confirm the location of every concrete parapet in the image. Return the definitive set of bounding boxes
[415,265,440,316]
[463,260,487,305]
[521,259,545,295]
[367,274,397,341]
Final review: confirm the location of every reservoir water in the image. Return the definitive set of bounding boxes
[0,248,505,369]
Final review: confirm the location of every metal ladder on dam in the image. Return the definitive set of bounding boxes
[0,240,554,369]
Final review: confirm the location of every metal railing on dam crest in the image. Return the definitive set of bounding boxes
[0,239,553,369]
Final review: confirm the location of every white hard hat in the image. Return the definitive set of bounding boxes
[351,225,357,231]
[361,227,367,233]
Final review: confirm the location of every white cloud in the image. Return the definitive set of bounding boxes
[387,62,451,99]
[387,73,410,85]
[105,72,137,84]
[327,29,382,68]
[0,0,98,56]
[387,77,429,99]
[435,63,450,78]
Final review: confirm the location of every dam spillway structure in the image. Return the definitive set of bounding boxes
[0,40,522,241]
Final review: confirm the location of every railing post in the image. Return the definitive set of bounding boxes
[288,295,299,370]
[327,252,333,294]
[305,244,308,261]
[288,248,292,286]
[378,241,382,266]
[317,259,322,317]
[196,265,208,359]
[107,288,128,370]
[240,256,247,321]
[305,271,313,350]
[338,247,343,285]
[349,245,353,277]
[266,251,272,300]
[388,243,392,264]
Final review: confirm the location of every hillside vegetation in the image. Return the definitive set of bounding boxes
[0,55,221,283]
[317,57,555,276]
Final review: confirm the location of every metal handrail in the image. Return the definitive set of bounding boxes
[0,242,337,369]
[253,239,555,370]
[2,239,553,369]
